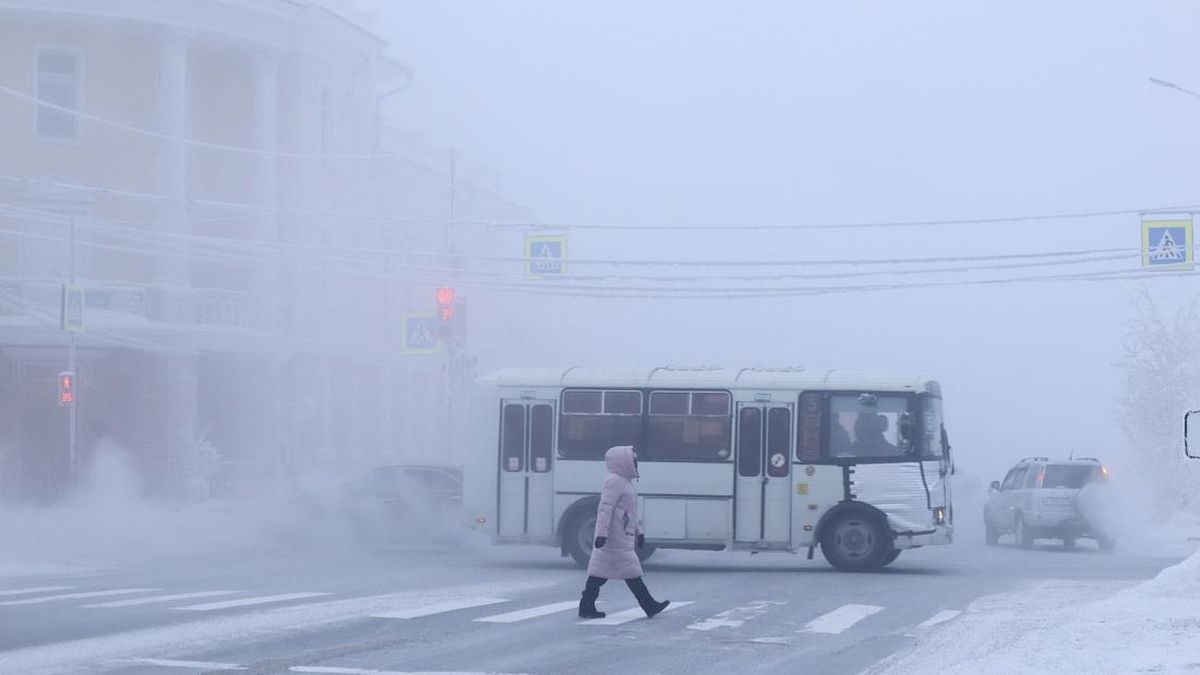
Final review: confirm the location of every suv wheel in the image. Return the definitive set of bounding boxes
[984,518,999,546]
[1014,515,1034,550]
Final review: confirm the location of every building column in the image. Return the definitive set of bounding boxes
[156,26,192,288]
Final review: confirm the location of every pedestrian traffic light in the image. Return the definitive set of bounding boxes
[58,370,75,406]
[436,287,456,322]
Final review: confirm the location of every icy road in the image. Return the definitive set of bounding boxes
[0,539,1186,675]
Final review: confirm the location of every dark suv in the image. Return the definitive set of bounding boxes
[983,457,1114,551]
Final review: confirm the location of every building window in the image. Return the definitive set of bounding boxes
[36,48,81,140]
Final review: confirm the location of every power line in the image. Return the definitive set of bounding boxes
[1,174,1196,234]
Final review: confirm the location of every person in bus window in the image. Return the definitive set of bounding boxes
[830,418,853,457]
[578,445,670,619]
[852,412,898,456]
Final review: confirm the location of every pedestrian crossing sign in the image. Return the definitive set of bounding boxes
[525,235,567,279]
[1142,217,1193,270]
[402,312,442,355]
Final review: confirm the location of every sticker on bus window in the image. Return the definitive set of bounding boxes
[535,457,547,472]
[771,453,786,470]
[507,457,520,471]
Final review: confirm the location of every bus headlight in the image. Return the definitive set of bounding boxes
[933,507,946,525]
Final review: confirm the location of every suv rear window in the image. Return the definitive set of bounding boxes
[1041,465,1099,489]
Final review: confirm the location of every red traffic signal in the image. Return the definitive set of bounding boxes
[435,287,456,307]
[58,370,75,406]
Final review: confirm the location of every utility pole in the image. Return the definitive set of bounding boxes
[445,148,457,459]
[67,216,77,482]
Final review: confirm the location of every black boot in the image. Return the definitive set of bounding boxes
[578,576,606,619]
[626,577,670,618]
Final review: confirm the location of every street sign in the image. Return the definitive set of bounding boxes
[402,312,442,355]
[525,235,567,279]
[1141,217,1194,270]
[61,283,84,333]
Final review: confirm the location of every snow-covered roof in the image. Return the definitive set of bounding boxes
[477,367,939,394]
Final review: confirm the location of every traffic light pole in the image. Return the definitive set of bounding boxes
[445,149,457,459]
[68,215,77,482]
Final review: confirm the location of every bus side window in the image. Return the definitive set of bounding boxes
[558,389,642,460]
[648,390,731,461]
[501,404,525,472]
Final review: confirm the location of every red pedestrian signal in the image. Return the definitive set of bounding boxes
[439,305,455,321]
[58,370,75,406]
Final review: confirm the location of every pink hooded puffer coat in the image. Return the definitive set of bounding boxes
[586,445,644,580]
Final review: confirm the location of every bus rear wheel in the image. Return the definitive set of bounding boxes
[566,513,597,568]
[820,509,891,572]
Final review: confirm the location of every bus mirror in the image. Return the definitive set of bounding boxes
[989,480,1001,492]
[1187,411,1199,460]
[898,412,914,443]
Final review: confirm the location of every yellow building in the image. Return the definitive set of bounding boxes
[0,0,523,503]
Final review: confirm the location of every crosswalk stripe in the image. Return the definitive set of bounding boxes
[86,590,241,608]
[0,586,73,598]
[688,600,785,631]
[371,596,508,619]
[174,592,331,611]
[918,609,962,628]
[0,588,158,606]
[580,601,693,626]
[801,604,884,634]
[130,658,245,671]
[474,600,578,623]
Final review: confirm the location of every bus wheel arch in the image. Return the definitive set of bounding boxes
[814,502,894,572]
[559,498,599,567]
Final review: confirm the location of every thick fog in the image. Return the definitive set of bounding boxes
[374,1,1200,497]
[2,3,1200,663]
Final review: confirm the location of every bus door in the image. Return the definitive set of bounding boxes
[498,400,556,539]
[735,403,794,544]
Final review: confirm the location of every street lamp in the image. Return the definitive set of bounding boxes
[1149,76,1200,101]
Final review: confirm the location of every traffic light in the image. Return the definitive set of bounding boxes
[58,370,75,406]
[434,287,466,344]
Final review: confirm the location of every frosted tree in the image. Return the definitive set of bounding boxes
[1117,287,1200,515]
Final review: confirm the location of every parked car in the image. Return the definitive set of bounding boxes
[983,457,1114,551]
[341,465,464,545]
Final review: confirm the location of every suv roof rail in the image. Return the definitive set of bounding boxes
[1020,456,1049,463]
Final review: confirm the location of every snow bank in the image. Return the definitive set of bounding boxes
[870,551,1200,675]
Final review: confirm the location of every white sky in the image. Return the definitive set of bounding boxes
[362,1,1200,482]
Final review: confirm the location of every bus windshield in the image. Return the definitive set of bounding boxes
[828,394,909,459]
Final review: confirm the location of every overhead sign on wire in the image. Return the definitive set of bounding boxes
[525,234,567,279]
[1141,216,1193,270]
[61,283,85,333]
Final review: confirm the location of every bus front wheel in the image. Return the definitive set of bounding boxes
[820,509,891,572]
[566,513,597,568]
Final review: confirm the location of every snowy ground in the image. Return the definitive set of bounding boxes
[870,512,1200,675]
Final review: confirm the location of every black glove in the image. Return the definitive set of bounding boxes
[594,536,607,549]
[636,534,645,550]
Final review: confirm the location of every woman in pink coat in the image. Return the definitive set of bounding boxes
[578,446,670,619]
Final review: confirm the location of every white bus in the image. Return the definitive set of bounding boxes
[462,367,954,571]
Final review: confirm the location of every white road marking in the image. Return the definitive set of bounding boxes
[580,601,693,626]
[801,604,884,634]
[0,586,73,598]
[174,592,331,611]
[0,588,158,606]
[474,600,578,623]
[688,600,785,631]
[86,590,240,608]
[918,609,962,628]
[371,596,508,619]
[290,662,525,667]
[129,658,245,670]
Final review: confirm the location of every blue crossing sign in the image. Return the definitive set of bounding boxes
[525,235,567,279]
[402,312,442,355]
[1142,218,1193,270]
